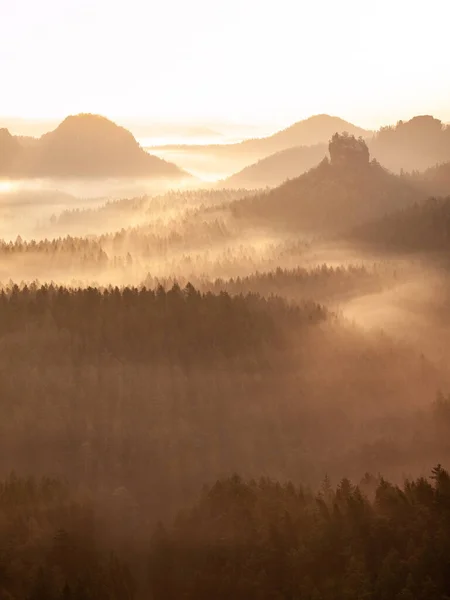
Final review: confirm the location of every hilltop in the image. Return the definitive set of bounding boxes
[0,114,188,179]
[230,133,425,233]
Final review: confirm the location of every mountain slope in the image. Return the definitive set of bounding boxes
[230,134,425,233]
[223,143,328,188]
[0,114,189,179]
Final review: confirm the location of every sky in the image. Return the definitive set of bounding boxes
[2,0,450,129]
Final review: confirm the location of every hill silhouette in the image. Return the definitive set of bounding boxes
[0,114,188,179]
[230,133,425,233]
[369,115,450,173]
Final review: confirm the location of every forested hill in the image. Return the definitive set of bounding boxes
[230,134,424,233]
[0,114,188,179]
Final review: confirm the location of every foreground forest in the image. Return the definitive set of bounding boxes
[2,131,450,598]
[3,466,450,599]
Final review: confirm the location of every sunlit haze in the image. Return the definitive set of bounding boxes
[2,0,450,128]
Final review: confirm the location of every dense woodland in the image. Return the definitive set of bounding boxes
[4,465,450,599]
[148,465,450,600]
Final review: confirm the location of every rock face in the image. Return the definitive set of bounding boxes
[329,133,370,168]
[0,114,188,179]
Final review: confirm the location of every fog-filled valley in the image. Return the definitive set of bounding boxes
[3,112,450,598]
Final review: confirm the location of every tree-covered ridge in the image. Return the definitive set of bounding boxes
[149,466,450,600]
[205,264,397,304]
[0,283,323,364]
[144,264,400,307]
[0,235,107,258]
[350,196,450,253]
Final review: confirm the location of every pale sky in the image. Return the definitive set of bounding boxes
[2,0,450,128]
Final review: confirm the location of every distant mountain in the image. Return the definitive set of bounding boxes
[369,115,450,173]
[223,144,328,188]
[230,134,425,233]
[151,115,370,176]
[349,196,450,253]
[0,114,189,179]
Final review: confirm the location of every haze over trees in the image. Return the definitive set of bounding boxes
[3,112,450,598]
